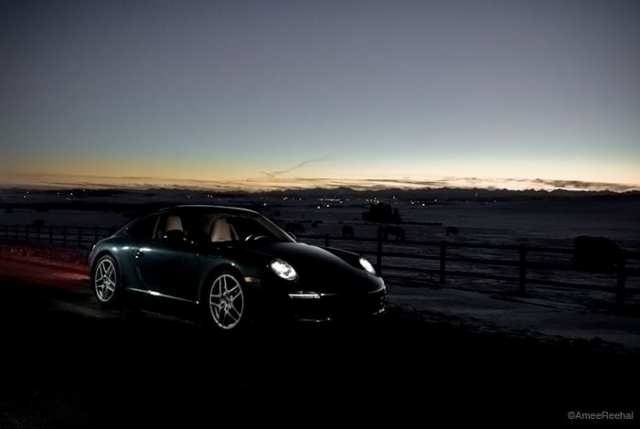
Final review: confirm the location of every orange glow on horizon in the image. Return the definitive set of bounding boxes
[4,170,640,193]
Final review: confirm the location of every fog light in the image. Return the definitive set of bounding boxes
[288,292,321,299]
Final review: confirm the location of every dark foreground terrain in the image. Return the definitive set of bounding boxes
[0,274,638,427]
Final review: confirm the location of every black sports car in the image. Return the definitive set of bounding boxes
[89,205,386,330]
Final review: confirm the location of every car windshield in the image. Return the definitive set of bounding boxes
[189,211,294,244]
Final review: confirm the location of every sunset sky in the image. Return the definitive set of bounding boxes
[2,0,639,192]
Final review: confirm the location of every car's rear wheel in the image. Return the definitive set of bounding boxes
[93,255,122,306]
[205,271,249,331]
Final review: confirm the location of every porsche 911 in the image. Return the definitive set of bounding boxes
[89,205,385,330]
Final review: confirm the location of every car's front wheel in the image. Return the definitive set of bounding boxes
[93,255,122,306]
[205,271,249,331]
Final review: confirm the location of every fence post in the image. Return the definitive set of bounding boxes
[439,240,446,284]
[78,226,83,247]
[324,234,329,247]
[376,226,383,275]
[616,251,626,306]
[518,244,527,295]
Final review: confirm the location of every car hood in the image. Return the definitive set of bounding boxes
[249,242,356,273]
[228,241,379,293]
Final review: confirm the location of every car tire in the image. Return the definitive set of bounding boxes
[203,270,251,331]
[92,255,123,307]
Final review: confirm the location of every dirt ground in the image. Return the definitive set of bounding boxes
[0,271,638,427]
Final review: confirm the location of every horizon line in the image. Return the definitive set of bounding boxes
[2,184,640,196]
[3,173,640,194]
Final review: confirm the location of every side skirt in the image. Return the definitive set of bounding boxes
[126,287,198,304]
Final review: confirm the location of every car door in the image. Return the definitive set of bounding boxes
[134,212,198,301]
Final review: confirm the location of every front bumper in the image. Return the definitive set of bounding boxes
[285,286,386,322]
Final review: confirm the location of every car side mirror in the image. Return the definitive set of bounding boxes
[162,230,188,244]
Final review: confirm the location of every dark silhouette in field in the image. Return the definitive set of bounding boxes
[446,226,458,236]
[285,222,305,235]
[342,225,355,238]
[383,226,405,241]
[32,219,45,228]
[362,203,401,225]
[573,236,620,272]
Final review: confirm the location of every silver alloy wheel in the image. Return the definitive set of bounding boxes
[209,274,245,330]
[95,258,117,302]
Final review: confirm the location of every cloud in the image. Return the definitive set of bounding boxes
[262,157,330,177]
[5,171,639,193]
[529,179,639,193]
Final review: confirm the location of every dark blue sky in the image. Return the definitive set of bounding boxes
[3,0,639,191]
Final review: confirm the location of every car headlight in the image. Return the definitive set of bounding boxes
[359,256,377,275]
[270,258,298,281]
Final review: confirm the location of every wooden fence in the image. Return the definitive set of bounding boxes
[1,223,638,305]
[1,224,115,248]
[300,231,639,306]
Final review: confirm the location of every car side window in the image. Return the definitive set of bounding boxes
[125,215,159,239]
[155,213,192,242]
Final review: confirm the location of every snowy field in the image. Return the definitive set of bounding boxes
[1,190,640,352]
[3,193,639,246]
[2,191,639,309]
